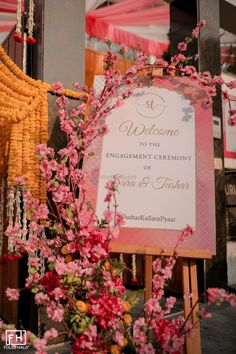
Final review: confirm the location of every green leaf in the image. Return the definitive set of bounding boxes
[31,287,39,294]
[66,207,73,219]
[86,201,93,211]
[28,266,37,274]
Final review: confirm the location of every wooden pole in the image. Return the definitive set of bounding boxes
[145,255,153,301]
[182,259,201,354]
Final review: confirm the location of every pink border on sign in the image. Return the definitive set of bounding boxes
[84,77,216,257]
[223,95,236,159]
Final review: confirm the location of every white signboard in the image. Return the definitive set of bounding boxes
[96,86,196,230]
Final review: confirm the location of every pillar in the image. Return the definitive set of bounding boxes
[169,0,227,288]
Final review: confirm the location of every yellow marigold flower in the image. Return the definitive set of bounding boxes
[123,314,132,326]
[121,338,128,347]
[61,244,69,255]
[110,345,121,354]
[64,254,73,263]
[76,300,88,313]
[123,301,131,312]
[103,261,110,270]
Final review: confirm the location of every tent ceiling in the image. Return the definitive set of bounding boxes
[0,0,235,60]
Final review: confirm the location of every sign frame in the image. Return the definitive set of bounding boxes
[85,76,215,259]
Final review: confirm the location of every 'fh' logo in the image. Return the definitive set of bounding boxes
[5,330,26,346]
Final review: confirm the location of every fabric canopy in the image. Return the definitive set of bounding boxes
[0,0,16,13]
[86,0,169,57]
[0,0,169,57]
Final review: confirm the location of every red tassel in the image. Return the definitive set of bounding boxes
[26,36,37,44]
[13,32,24,43]
[131,277,139,283]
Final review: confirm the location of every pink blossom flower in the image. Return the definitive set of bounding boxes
[182,65,196,75]
[202,71,211,80]
[55,257,67,275]
[43,328,58,341]
[51,287,66,301]
[14,176,26,186]
[198,308,212,318]
[103,209,113,222]
[5,288,19,301]
[211,75,224,86]
[154,58,168,68]
[52,81,64,93]
[33,338,47,352]
[114,98,124,108]
[178,41,187,51]
[192,27,200,38]
[227,80,236,89]
[165,296,176,314]
[199,19,206,28]
[46,303,64,322]
[68,242,76,253]
[56,95,68,108]
[115,212,125,226]
[28,257,41,268]
[227,293,236,308]
[120,43,128,54]
[109,226,120,238]
[35,292,50,305]
[207,287,227,305]
[228,117,236,126]
[52,185,70,203]
[190,72,200,81]
[223,91,229,100]
[153,258,162,273]
[38,204,49,219]
[36,144,54,158]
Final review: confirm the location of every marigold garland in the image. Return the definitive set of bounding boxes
[0,45,88,201]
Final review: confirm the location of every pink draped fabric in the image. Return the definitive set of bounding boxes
[0,0,169,57]
[0,22,14,31]
[88,0,162,16]
[86,0,169,57]
[0,0,16,13]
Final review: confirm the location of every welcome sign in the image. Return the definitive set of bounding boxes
[85,77,215,257]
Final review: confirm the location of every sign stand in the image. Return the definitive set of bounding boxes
[182,258,201,354]
[145,255,153,300]
[144,256,201,354]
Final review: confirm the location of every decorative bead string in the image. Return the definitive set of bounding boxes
[132,254,137,281]
[40,231,46,276]
[14,0,24,43]
[119,253,124,280]
[15,190,22,227]
[14,0,37,44]
[6,188,15,252]
[0,178,5,256]
[22,194,28,241]
[23,32,27,73]
[27,0,36,44]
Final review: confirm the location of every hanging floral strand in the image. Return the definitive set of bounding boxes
[27,0,36,44]
[6,188,15,252]
[0,178,5,256]
[13,0,24,43]
[119,253,124,280]
[131,253,138,283]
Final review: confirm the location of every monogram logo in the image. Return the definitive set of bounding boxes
[135,93,166,119]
